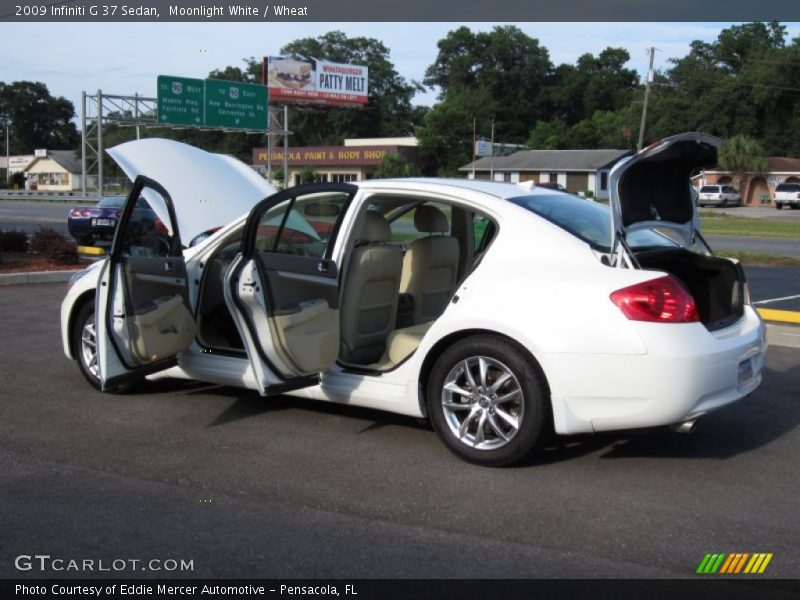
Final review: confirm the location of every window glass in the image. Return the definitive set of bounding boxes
[389,202,452,243]
[699,186,719,193]
[119,187,177,258]
[600,171,608,191]
[255,191,349,258]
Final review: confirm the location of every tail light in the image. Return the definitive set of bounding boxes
[610,276,699,323]
[71,208,101,218]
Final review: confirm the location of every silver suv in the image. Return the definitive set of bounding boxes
[698,185,740,207]
[774,182,800,210]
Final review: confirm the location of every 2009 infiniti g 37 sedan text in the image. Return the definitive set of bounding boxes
[61,132,766,466]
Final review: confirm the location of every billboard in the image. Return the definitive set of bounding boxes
[265,56,368,106]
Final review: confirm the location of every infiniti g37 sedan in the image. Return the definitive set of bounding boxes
[61,133,766,466]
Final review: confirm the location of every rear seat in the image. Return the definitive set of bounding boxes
[382,321,434,366]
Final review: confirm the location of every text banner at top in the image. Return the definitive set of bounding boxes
[2,0,800,21]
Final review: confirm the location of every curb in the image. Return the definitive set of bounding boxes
[0,269,81,286]
[757,308,800,325]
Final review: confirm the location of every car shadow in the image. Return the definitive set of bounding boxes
[139,359,799,465]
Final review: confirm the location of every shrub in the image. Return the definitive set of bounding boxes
[584,190,594,199]
[30,227,79,265]
[0,229,29,252]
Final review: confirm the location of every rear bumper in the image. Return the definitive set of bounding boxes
[546,306,767,434]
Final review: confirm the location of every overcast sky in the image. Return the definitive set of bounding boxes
[2,21,799,114]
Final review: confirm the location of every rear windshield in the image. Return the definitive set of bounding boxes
[776,183,800,192]
[507,193,676,252]
[699,186,719,193]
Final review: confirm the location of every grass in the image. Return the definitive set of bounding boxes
[698,212,800,239]
[715,250,800,267]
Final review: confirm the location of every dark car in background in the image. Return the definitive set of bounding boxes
[68,195,157,246]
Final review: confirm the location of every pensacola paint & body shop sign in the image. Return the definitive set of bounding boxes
[253,145,415,166]
[265,57,368,106]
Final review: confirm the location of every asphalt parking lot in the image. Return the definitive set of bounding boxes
[1,284,799,579]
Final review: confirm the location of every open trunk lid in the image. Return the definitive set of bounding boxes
[609,132,721,253]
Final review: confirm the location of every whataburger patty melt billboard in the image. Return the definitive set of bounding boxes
[265,56,369,106]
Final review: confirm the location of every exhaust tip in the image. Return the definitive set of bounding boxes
[672,419,698,434]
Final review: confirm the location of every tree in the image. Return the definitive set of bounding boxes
[298,165,316,184]
[374,152,421,178]
[424,26,552,142]
[718,134,768,193]
[0,81,79,153]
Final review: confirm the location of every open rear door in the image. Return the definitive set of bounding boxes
[96,176,196,390]
[225,183,357,395]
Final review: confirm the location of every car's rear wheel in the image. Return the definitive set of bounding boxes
[776,203,783,210]
[427,335,549,467]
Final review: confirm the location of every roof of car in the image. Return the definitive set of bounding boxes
[356,177,562,200]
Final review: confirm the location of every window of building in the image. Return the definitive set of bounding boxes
[600,171,608,191]
[503,173,512,182]
[331,173,357,183]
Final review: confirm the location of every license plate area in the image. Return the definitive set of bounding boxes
[94,218,115,227]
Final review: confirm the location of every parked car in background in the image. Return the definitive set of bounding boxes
[697,184,740,207]
[774,182,800,210]
[61,134,766,467]
[68,195,159,246]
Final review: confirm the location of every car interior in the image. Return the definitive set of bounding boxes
[194,194,497,374]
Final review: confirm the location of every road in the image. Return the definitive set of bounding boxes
[1,284,798,579]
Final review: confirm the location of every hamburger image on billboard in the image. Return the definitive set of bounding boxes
[268,57,313,89]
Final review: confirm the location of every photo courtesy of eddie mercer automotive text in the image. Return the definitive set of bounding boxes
[60,132,766,467]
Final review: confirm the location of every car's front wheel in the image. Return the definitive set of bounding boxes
[427,335,549,467]
[776,202,783,210]
[73,300,102,390]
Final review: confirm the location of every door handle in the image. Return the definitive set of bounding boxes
[164,261,174,273]
[316,261,329,273]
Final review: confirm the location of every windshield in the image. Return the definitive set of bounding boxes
[699,186,719,193]
[776,183,800,192]
[508,193,677,252]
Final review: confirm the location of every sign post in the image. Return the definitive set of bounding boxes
[157,76,269,130]
[205,79,268,130]
[156,75,204,126]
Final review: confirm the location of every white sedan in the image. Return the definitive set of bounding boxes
[61,133,766,466]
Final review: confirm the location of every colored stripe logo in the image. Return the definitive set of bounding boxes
[696,553,773,574]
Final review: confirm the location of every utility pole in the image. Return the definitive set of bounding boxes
[637,47,656,152]
[489,119,495,181]
[4,117,9,186]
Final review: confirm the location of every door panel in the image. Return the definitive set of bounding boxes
[96,176,195,388]
[226,183,357,395]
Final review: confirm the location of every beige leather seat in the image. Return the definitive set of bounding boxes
[339,211,403,364]
[400,205,460,324]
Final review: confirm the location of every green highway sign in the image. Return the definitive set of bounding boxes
[156,75,269,130]
[205,79,268,130]
[157,75,204,126]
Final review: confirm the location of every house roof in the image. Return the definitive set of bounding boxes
[766,157,800,173]
[24,150,82,174]
[461,148,631,172]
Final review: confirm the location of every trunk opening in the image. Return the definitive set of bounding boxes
[634,248,745,331]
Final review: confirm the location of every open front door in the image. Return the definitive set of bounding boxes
[96,176,196,390]
[225,183,356,395]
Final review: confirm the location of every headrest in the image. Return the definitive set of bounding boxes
[414,205,449,233]
[356,211,391,243]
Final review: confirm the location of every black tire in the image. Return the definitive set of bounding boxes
[72,300,102,390]
[776,203,783,210]
[71,300,138,393]
[426,335,550,467]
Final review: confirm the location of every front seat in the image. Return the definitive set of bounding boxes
[400,205,460,324]
[339,211,403,365]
